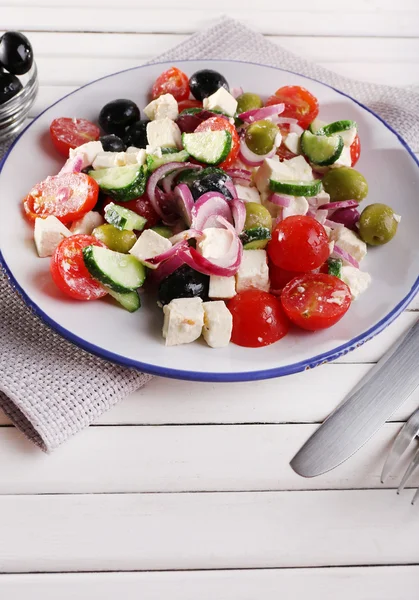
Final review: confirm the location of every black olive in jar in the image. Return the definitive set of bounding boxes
[189,69,229,101]
[0,31,33,76]
[100,134,126,152]
[99,99,140,137]
[158,265,210,306]
[0,71,23,105]
[123,119,149,149]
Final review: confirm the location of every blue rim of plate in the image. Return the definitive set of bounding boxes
[0,58,418,382]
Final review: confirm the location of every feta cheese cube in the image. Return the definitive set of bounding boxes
[69,141,103,168]
[162,297,204,346]
[70,211,104,235]
[92,151,126,169]
[34,216,71,258]
[147,118,182,149]
[283,132,300,155]
[197,228,234,261]
[124,148,146,165]
[331,227,367,263]
[312,190,330,206]
[129,229,172,269]
[339,127,357,147]
[146,145,163,158]
[209,275,236,299]
[202,87,238,117]
[341,266,371,300]
[235,184,261,204]
[331,145,352,168]
[236,249,270,293]
[143,93,179,121]
[254,155,313,193]
[202,301,233,348]
[282,196,309,219]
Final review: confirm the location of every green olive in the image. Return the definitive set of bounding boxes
[322,167,368,203]
[358,203,399,246]
[236,92,263,114]
[244,119,279,156]
[151,226,172,239]
[243,202,272,247]
[92,224,137,253]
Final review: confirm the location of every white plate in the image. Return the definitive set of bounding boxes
[1,60,418,382]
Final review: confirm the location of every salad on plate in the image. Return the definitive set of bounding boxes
[22,66,401,349]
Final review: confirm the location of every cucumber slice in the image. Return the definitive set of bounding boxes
[108,289,141,312]
[301,130,344,166]
[319,120,357,136]
[151,226,173,239]
[147,149,189,172]
[182,130,232,165]
[104,203,147,231]
[89,164,147,202]
[269,178,322,197]
[327,258,342,279]
[83,245,146,293]
[240,226,271,249]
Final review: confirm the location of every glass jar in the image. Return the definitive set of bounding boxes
[0,62,38,141]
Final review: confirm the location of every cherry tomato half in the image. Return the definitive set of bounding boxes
[23,172,99,224]
[350,134,361,167]
[281,273,351,331]
[50,117,100,157]
[268,215,330,272]
[151,67,190,102]
[266,86,319,130]
[50,234,107,301]
[195,115,240,169]
[177,99,203,112]
[269,260,303,293]
[227,289,289,347]
[100,195,160,229]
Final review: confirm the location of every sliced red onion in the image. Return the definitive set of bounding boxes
[231,198,246,234]
[149,253,186,286]
[145,240,189,267]
[321,200,359,212]
[269,193,291,207]
[184,245,242,277]
[328,207,360,232]
[174,183,194,226]
[147,162,202,219]
[231,86,243,99]
[161,164,201,194]
[225,168,252,181]
[239,103,285,123]
[315,209,328,225]
[224,178,238,198]
[239,138,276,167]
[59,155,84,175]
[332,244,359,269]
[274,117,299,125]
[191,192,233,230]
[324,218,344,231]
[169,228,203,245]
[176,113,203,133]
[289,123,304,135]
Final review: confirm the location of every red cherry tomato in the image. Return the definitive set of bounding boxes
[266,86,319,130]
[227,289,289,348]
[350,134,361,167]
[50,118,100,157]
[100,195,160,229]
[50,234,108,301]
[281,273,351,331]
[151,67,190,102]
[269,260,303,292]
[268,215,329,272]
[23,173,99,224]
[195,115,240,169]
[178,99,203,112]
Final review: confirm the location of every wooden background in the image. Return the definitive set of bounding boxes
[1,1,419,596]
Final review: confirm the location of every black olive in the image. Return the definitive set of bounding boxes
[0,31,33,76]
[99,99,140,137]
[158,265,210,306]
[190,170,233,201]
[100,134,126,152]
[123,119,149,149]
[189,69,229,102]
[0,71,23,105]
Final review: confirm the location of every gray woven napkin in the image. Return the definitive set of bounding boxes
[1,16,418,452]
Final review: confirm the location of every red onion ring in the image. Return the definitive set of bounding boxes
[174,183,194,226]
[191,192,233,230]
[239,103,285,123]
[332,244,359,268]
[269,193,291,207]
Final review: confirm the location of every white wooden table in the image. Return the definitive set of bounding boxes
[1,2,419,596]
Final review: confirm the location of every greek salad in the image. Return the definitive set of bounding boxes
[23,66,401,349]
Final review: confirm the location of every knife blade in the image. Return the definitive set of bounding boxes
[290,318,419,478]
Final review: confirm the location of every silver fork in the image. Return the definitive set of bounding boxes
[381,407,419,504]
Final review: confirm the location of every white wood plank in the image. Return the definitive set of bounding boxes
[2,7,419,37]
[0,423,417,494]
[1,490,418,572]
[1,566,418,600]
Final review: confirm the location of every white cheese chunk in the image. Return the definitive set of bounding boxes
[124,148,146,165]
[341,266,371,300]
[235,184,261,204]
[331,226,367,263]
[331,145,352,168]
[197,228,233,261]
[254,155,313,193]
[162,298,204,346]
[92,149,146,169]
[70,211,104,235]
[69,141,103,168]
[209,275,236,299]
[312,190,331,206]
[282,196,309,219]
[143,93,179,121]
[34,216,71,258]
[339,127,357,147]
[236,249,270,293]
[202,87,238,117]
[283,132,300,155]
[129,229,172,269]
[146,145,163,158]
[202,301,233,348]
[147,118,182,149]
